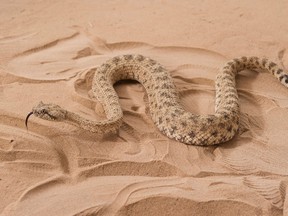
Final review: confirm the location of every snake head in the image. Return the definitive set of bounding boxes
[25,102,67,128]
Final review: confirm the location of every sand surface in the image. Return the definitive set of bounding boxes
[1,1,288,215]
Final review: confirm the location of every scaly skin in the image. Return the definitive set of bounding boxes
[26,54,288,145]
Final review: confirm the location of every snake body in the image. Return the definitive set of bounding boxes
[27,54,288,145]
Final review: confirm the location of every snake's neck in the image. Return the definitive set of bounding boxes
[65,110,122,134]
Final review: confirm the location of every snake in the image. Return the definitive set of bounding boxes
[25,54,288,145]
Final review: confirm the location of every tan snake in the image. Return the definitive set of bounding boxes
[26,54,288,145]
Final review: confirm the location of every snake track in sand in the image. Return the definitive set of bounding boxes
[26,54,288,145]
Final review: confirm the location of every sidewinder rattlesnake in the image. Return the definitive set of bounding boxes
[25,54,288,145]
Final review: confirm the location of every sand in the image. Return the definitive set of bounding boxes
[1,0,288,215]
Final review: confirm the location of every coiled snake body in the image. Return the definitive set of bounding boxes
[26,54,288,145]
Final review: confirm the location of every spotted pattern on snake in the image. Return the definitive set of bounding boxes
[26,54,288,145]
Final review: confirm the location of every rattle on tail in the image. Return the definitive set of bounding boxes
[26,54,288,145]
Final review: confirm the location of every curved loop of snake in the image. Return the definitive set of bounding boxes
[26,54,288,145]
